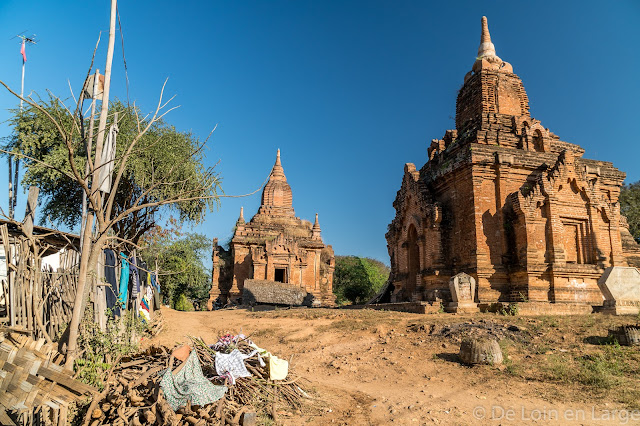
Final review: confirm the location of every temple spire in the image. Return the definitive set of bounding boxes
[237,206,245,224]
[471,16,511,75]
[269,148,286,180]
[312,213,322,240]
[258,149,295,215]
[477,16,498,60]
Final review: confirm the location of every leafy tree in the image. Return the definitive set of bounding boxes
[620,181,640,243]
[0,72,221,367]
[140,229,211,309]
[0,3,223,367]
[2,97,218,243]
[333,256,390,305]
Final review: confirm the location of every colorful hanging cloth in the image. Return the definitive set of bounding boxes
[118,252,129,309]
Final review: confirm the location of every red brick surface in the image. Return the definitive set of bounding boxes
[208,150,335,309]
[386,17,634,310]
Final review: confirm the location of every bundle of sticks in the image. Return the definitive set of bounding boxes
[84,335,310,425]
[145,312,165,338]
[189,336,309,418]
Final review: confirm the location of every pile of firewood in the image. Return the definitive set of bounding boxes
[84,337,310,425]
[145,311,165,338]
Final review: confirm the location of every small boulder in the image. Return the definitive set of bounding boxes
[459,337,503,365]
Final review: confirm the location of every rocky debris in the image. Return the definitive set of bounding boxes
[608,325,640,346]
[243,279,310,306]
[407,319,529,343]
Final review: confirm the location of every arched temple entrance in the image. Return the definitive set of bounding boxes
[406,225,420,298]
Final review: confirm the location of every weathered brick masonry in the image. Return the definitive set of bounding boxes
[386,17,639,311]
[208,150,335,308]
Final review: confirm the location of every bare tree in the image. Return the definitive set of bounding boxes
[0,1,222,366]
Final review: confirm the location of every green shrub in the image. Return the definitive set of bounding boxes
[75,306,147,389]
[174,293,195,311]
[333,256,389,305]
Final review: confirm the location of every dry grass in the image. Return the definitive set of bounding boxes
[229,307,640,409]
[492,314,640,409]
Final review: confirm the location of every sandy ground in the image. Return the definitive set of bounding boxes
[146,307,640,426]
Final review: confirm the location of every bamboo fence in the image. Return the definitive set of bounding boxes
[0,223,80,342]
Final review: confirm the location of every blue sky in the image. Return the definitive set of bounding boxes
[0,1,639,265]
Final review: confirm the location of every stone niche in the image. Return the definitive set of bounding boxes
[447,272,479,313]
[598,267,640,315]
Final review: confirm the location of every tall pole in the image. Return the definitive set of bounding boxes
[20,60,25,110]
[8,159,13,220]
[79,69,100,251]
[65,0,117,369]
[14,36,34,217]
[12,159,19,217]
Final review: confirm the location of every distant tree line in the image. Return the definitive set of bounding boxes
[621,181,640,243]
[333,256,390,305]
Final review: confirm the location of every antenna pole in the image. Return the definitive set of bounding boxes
[20,60,25,109]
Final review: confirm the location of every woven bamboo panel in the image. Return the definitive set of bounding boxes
[0,328,97,425]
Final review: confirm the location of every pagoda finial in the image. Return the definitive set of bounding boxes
[477,16,497,60]
[312,213,322,240]
[481,16,491,44]
[269,149,286,180]
[237,206,245,224]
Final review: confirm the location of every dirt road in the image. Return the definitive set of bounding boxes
[148,308,640,425]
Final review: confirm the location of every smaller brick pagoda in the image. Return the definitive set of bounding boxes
[208,150,335,308]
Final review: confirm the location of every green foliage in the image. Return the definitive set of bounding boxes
[75,306,146,390]
[499,303,519,316]
[174,293,195,311]
[141,231,211,308]
[2,97,220,241]
[333,256,390,305]
[620,180,640,243]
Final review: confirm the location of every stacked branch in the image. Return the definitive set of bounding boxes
[86,335,310,425]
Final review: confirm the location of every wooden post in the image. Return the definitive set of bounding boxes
[79,69,101,252]
[23,186,40,238]
[8,158,13,220]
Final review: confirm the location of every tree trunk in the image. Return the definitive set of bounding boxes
[64,0,117,369]
[65,222,105,368]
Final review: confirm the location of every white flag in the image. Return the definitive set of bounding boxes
[98,123,118,193]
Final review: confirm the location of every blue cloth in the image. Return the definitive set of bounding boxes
[118,252,130,309]
[151,272,159,291]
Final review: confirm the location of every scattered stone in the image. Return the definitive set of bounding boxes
[459,337,503,365]
[609,325,640,346]
[598,267,640,315]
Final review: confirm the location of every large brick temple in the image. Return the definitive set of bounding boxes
[385,17,638,311]
[208,150,336,308]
